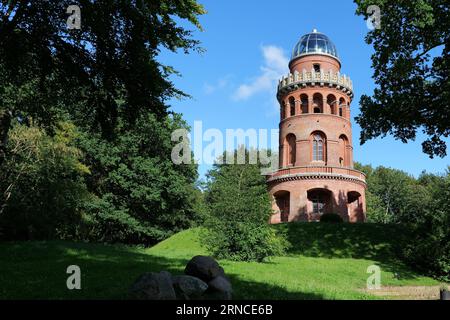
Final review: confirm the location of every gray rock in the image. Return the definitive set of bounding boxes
[172,275,208,300]
[184,256,225,282]
[205,276,232,300]
[129,271,176,300]
[208,275,232,292]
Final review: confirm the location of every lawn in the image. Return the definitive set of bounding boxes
[0,223,442,300]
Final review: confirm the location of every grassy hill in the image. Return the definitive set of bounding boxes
[0,223,442,300]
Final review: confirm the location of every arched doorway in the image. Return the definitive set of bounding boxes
[339,98,346,117]
[327,94,337,115]
[274,191,290,223]
[338,134,349,167]
[348,191,363,221]
[313,93,323,113]
[300,94,309,114]
[289,96,296,117]
[286,133,296,166]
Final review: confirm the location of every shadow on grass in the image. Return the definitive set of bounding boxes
[0,240,324,300]
[275,222,423,281]
[228,274,325,300]
[0,241,188,299]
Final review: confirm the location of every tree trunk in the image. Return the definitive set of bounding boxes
[0,109,12,166]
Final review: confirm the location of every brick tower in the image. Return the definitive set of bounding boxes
[268,29,366,223]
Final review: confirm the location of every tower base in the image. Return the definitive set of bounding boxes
[268,172,366,223]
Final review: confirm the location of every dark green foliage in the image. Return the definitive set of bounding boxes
[0,109,11,164]
[355,162,450,281]
[354,0,450,158]
[0,122,89,240]
[320,213,343,223]
[354,163,431,224]
[276,222,406,260]
[0,0,205,140]
[0,1,205,244]
[0,113,202,245]
[401,171,450,281]
[77,113,201,244]
[203,148,287,262]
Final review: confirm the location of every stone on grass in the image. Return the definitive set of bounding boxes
[184,255,225,282]
[208,275,232,292]
[205,275,232,300]
[172,275,208,300]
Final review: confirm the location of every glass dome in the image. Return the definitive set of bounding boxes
[291,29,339,61]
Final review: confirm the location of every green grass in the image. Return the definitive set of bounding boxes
[0,223,441,300]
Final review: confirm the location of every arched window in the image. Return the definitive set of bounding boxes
[311,132,326,162]
[289,97,295,117]
[286,134,296,166]
[300,94,309,114]
[313,134,324,161]
[327,94,337,115]
[313,93,323,113]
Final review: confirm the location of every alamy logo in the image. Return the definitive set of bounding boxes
[366,5,381,30]
[366,265,381,290]
[66,265,81,290]
[66,5,81,30]
[171,121,279,174]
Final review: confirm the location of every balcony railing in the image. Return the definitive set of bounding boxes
[269,166,366,182]
[277,70,353,97]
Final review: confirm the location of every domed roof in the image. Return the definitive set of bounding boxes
[291,29,339,61]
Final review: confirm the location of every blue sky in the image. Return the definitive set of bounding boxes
[161,0,449,179]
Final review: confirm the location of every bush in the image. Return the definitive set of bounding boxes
[78,196,168,244]
[204,148,288,262]
[320,213,343,223]
[203,220,288,262]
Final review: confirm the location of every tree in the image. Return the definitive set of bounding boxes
[355,163,432,224]
[78,113,201,244]
[354,0,450,158]
[354,163,385,222]
[0,0,205,162]
[402,169,450,281]
[356,162,449,280]
[0,121,90,240]
[204,148,287,262]
[0,1,206,243]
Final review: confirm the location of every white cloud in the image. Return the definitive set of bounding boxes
[263,45,289,73]
[203,75,232,95]
[232,45,289,101]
